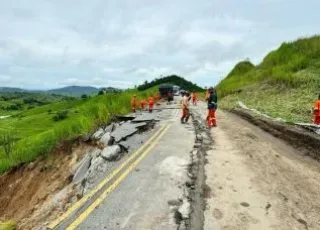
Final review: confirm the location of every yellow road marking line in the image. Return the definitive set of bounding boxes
[48,124,168,229]
[67,124,171,229]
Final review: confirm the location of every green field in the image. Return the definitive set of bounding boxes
[0,88,157,173]
[217,35,320,123]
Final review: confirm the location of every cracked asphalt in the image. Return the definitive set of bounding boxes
[60,99,196,230]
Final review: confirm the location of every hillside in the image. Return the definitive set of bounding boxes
[48,86,100,96]
[217,35,320,123]
[137,75,203,92]
[0,87,157,173]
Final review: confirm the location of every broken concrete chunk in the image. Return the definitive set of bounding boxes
[111,123,138,142]
[91,128,105,140]
[89,148,101,158]
[72,155,92,183]
[104,123,115,133]
[101,145,121,161]
[118,141,130,152]
[90,156,106,172]
[178,200,191,219]
[132,114,156,122]
[100,132,114,147]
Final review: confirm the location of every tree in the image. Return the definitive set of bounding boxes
[81,94,88,99]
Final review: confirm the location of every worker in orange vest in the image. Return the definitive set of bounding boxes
[148,96,154,113]
[139,100,146,110]
[207,87,217,127]
[192,92,197,105]
[131,95,137,113]
[313,94,320,125]
[181,91,190,123]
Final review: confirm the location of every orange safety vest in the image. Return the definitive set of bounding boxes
[148,97,154,105]
[314,100,320,116]
[131,97,136,106]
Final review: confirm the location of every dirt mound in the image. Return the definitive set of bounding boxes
[232,108,320,160]
[0,141,90,229]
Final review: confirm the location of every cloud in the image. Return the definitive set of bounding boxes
[1,0,320,89]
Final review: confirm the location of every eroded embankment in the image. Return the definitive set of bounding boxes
[0,114,155,230]
[232,108,320,161]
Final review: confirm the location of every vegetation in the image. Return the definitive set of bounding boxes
[137,75,203,92]
[0,220,17,230]
[217,35,320,123]
[0,88,157,173]
[0,92,73,115]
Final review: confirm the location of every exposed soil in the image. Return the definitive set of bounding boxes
[232,108,320,160]
[203,109,320,230]
[0,140,91,229]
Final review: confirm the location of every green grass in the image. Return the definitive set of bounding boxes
[0,88,157,173]
[217,35,320,123]
[0,220,16,230]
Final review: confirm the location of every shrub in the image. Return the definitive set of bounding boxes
[53,110,69,122]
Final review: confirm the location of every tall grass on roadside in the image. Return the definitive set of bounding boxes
[217,35,320,123]
[218,35,320,98]
[0,88,157,173]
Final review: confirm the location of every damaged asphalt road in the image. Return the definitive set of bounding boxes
[48,100,207,230]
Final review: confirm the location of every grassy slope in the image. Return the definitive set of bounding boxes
[0,88,157,173]
[217,35,320,123]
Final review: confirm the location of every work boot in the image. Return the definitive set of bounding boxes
[181,117,185,124]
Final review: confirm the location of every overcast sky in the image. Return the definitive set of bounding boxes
[0,0,319,89]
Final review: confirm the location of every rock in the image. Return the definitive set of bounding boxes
[72,155,92,183]
[90,156,105,170]
[178,200,191,219]
[27,161,37,170]
[99,132,114,147]
[91,128,105,140]
[196,134,203,141]
[101,145,121,161]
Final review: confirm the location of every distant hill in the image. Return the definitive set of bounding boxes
[0,87,27,93]
[48,86,100,96]
[217,35,320,123]
[137,75,204,92]
[0,86,121,97]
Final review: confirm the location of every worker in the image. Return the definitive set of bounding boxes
[140,100,146,110]
[181,91,190,123]
[313,94,320,125]
[207,87,218,127]
[192,92,197,105]
[148,96,154,113]
[131,95,137,113]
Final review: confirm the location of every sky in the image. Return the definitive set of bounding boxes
[0,0,319,89]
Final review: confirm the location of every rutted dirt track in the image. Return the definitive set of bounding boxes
[200,107,320,230]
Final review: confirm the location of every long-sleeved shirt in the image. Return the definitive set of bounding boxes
[207,93,218,109]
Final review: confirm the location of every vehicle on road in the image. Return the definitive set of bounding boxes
[159,84,174,101]
[173,85,180,96]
